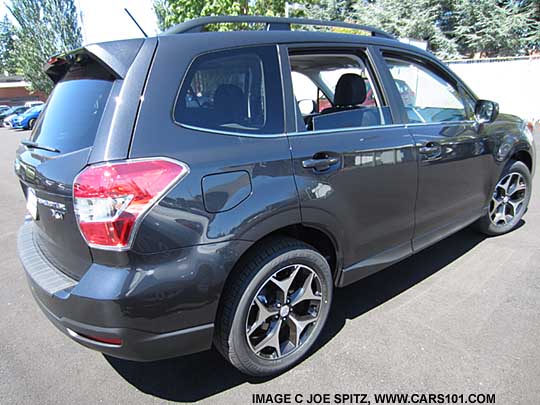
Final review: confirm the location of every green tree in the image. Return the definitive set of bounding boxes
[0,16,17,75]
[154,0,539,58]
[303,0,355,22]
[154,0,289,31]
[7,0,82,94]
[154,0,247,30]
[526,0,540,51]
[351,0,460,58]
[453,0,536,57]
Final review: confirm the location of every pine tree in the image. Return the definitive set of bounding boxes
[527,0,540,51]
[453,0,536,57]
[352,0,460,58]
[8,0,83,94]
[154,0,538,57]
[0,16,17,75]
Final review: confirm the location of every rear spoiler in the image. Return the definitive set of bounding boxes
[44,38,145,84]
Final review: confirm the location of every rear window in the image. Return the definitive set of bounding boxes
[174,46,284,135]
[31,59,115,154]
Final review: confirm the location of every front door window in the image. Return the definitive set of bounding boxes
[384,57,468,124]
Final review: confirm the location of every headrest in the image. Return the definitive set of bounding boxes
[334,73,367,107]
[214,84,246,123]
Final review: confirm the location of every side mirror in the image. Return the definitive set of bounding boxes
[298,99,316,116]
[475,99,499,124]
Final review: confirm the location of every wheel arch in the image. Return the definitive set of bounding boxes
[510,149,533,173]
[218,223,342,315]
[245,223,340,279]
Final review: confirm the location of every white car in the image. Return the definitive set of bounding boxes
[24,101,44,108]
[3,113,19,128]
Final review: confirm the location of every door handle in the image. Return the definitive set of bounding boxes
[418,142,441,155]
[302,156,339,171]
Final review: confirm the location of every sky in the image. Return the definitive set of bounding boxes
[1,0,160,45]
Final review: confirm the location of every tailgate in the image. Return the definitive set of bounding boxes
[17,150,93,280]
[15,39,153,280]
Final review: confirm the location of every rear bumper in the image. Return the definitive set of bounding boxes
[31,286,214,361]
[17,220,250,361]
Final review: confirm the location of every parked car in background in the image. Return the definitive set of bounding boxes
[0,105,10,114]
[3,114,17,128]
[24,101,44,108]
[1,106,28,127]
[15,16,535,377]
[11,105,44,130]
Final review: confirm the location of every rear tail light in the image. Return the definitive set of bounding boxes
[73,158,189,250]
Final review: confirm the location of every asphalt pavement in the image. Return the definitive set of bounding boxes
[1,127,539,404]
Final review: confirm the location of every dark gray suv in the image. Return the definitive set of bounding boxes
[15,16,535,376]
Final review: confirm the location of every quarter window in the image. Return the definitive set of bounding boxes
[174,46,283,135]
[384,57,468,124]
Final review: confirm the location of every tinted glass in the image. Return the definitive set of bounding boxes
[289,53,391,132]
[175,46,284,135]
[385,57,467,124]
[31,61,114,154]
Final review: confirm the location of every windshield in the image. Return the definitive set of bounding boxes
[4,107,20,115]
[24,106,41,115]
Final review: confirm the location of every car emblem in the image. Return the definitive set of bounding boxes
[36,197,66,220]
[50,209,65,220]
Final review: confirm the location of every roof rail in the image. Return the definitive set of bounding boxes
[163,15,395,39]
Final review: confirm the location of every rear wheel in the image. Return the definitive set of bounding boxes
[476,160,531,235]
[27,119,36,130]
[215,237,333,376]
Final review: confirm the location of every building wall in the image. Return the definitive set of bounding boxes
[448,56,540,123]
[0,86,47,106]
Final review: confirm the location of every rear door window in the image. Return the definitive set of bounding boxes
[31,60,115,154]
[289,52,392,132]
[174,46,284,135]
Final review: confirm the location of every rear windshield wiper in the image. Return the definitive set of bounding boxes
[21,140,61,154]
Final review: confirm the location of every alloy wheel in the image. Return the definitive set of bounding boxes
[490,172,527,226]
[245,264,324,360]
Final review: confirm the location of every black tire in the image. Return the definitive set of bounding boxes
[27,119,36,131]
[475,160,532,236]
[214,237,333,376]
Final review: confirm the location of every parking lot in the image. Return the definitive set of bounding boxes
[1,126,539,404]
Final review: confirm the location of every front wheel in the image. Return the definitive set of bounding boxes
[27,119,36,130]
[214,237,333,376]
[476,160,532,235]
